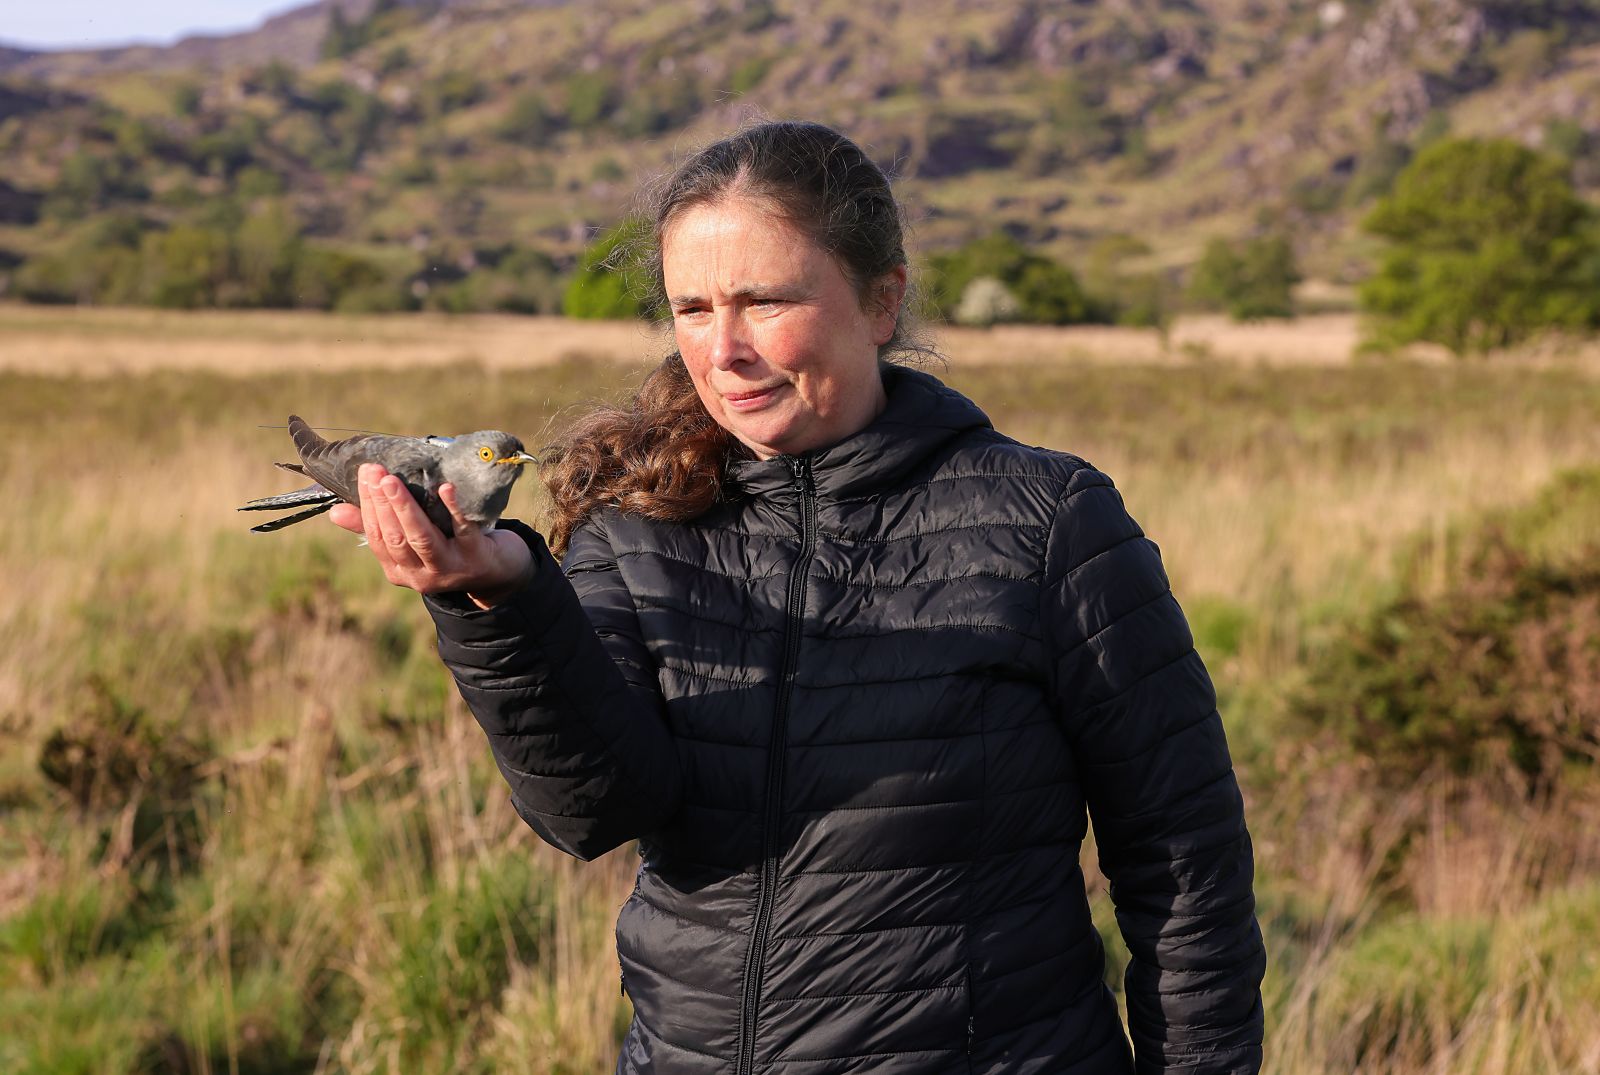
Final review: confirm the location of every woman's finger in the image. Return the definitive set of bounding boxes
[383,474,448,567]
[438,483,479,542]
[358,465,390,561]
[369,474,423,569]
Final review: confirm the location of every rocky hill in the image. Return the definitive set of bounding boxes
[2,0,1598,308]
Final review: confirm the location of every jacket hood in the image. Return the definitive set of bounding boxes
[726,364,993,500]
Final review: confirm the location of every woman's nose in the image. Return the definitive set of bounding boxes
[709,310,755,370]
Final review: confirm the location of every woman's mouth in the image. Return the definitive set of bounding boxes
[722,384,786,411]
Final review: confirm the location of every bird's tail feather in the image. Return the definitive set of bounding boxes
[238,484,336,511]
[248,501,336,532]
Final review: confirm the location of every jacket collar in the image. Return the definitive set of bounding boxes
[726,365,992,500]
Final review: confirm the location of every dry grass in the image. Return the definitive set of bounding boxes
[4,309,1600,1072]
[0,305,667,377]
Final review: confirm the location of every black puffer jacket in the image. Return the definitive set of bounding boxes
[425,366,1265,1074]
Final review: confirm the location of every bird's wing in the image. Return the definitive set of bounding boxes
[287,415,367,504]
[287,416,437,506]
[286,416,454,533]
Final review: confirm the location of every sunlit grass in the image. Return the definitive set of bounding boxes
[4,312,1600,1071]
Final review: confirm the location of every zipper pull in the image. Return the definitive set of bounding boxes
[789,456,814,495]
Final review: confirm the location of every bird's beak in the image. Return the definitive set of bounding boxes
[496,451,539,466]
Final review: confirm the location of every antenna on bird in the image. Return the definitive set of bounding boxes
[255,423,404,437]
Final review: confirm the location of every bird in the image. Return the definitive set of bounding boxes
[239,416,537,536]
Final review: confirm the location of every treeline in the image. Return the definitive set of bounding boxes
[13,203,563,314]
[7,121,1600,354]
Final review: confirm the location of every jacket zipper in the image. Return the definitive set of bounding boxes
[735,455,816,1075]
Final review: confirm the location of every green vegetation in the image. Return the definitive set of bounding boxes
[1360,138,1600,354]
[1300,467,1600,787]
[14,204,401,311]
[1187,233,1300,321]
[3,0,1600,355]
[6,309,1600,1069]
[928,232,1099,326]
[562,219,654,321]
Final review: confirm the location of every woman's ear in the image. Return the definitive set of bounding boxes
[870,265,909,346]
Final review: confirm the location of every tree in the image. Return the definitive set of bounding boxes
[141,225,232,308]
[927,233,1095,325]
[1360,137,1600,354]
[562,220,654,320]
[1187,234,1300,321]
[954,277,1021,326]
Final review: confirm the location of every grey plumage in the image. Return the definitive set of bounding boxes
[239,416,537,535]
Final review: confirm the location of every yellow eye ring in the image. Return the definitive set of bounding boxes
[478,446,494,462]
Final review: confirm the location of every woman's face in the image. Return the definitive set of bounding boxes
[662,197,905,460]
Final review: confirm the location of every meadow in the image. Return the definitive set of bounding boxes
[3,304,1600,1073]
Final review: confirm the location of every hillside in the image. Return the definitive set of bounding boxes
[2,0,1599,312]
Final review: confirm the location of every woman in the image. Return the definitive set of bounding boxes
[332,121,1265,1074]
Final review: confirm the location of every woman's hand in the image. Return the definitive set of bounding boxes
[329,463,534,609]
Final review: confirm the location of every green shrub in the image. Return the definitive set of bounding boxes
[1187,233,1299,320]
[428,249,562,314]
[928,232,1097,325]
[292,245,392,310]
[1298,467,1600,787]
[38,676,210,817]
[562,218,654,320]
[15,244,141,305]
[1359,137,1600,354]
[140,225,232,308]
[44,149,148,220]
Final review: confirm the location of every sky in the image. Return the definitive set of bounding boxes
[1,1,310,50]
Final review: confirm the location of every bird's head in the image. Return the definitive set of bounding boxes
[448,430,537,469]
[439,431,538,521]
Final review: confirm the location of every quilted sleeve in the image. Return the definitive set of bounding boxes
[422,517,681,861]
[1041,465,1265,1074]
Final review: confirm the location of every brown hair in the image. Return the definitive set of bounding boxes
[540,121,927,556]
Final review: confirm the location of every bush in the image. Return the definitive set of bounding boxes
[292,245,393,310]
[37,676,210,873]
[1298,467,1600,789]
[1359,137,1600,354]
[44,149,148,220]
[954,277,1021,326]
[928,233,1097,325]
[562,219,654,320]
[141,225,232,308]
[1187,234,1299,320]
